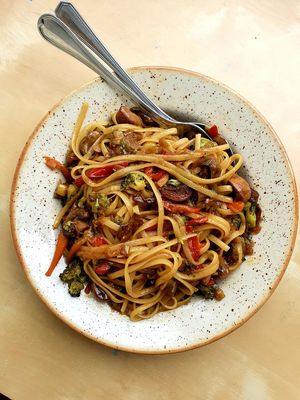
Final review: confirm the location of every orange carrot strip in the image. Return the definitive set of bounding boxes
[66,238,85,264]
[44,156,72,183]
[45,232,68,277]
[228,201,245,213]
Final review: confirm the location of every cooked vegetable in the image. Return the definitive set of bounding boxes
[89,193,110,213]
[167,179,181,187]
[66,238,86,263]
[130,108,158,126]
[67,184,78,199]
[198,156,218,178]
[117,215,143,242]
[121,173,147,191]
[95,262,111,275]
[133,193,156,206]
[185,217,208,232]
[91,283,108,301]
[144,167,167,181]
[115,106,143,126]
[160,183,192,203]
[244,202,257,228]
[79,130,101,154]
[196,283,215,299]
[60,258,86,297]
[163,201,200,214]
[54,182,68,198]
[45,232,68,277]
[89,235,107,247]
[62,207,90,238]
[44,156,72,183]
[250,188,259,203]
[205,124,219,138]
[188,236,203,261]
[75,163,128,187]
[228,174,251,202]
[66,151,78,166]
[228,201,245,213]
[59,259,83,283]
[214,287,225,301]
[232,215,242,229]
[200,138,214,148]
[217,265,230,279]
[68,280,84,297]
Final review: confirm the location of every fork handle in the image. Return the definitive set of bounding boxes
[55,1,173,122]
[37,13,172,125]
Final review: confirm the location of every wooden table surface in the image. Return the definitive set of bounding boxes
[1,1,299,399]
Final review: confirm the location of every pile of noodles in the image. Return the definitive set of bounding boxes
[55,103,247,321]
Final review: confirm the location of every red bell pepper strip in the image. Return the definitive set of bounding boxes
[84,282,92,294]
[163,201,200,214]
[188,236,202,261]
[228,201,245,213]
[95,262,111,275]
[145,224,158,231]
[45,232,68,276]
[75,162,129,187]
[66,238,85,263]
[206,124,219,138]
[44,156,72,183]
[144,167,167,181]
[89,235,107,247]
[185,217,208,232]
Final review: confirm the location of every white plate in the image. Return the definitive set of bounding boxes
[10,67,298,353]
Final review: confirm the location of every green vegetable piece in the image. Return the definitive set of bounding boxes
[196,283,215,300]
[89,193,110,213]
[200,138,214,148]
[62,220,74,234]
[59,259,82,283]
[60,259,86,297]
[244,202,257,228]
[179,215,190,224]
[77,197,86,208]
[121,173,146,191]
[67,184,78,200]
[168,179,181,187]
[68,280,84,297]
[232,215,241,229]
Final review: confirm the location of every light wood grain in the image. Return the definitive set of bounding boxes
[1,1,299,399]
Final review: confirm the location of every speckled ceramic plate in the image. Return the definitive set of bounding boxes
[10,67,298,354]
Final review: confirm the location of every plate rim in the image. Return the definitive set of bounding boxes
[10,66,299,354]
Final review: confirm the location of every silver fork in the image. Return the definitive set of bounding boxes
[37,1,232,153]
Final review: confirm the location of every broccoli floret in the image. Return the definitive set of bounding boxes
[60,259,86,297]
[62,220,74,236]
[121,173,146,191]
[68,280,84,297]
[244,202,256,228]
[59,259,82,283]
[89,192,110,213]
